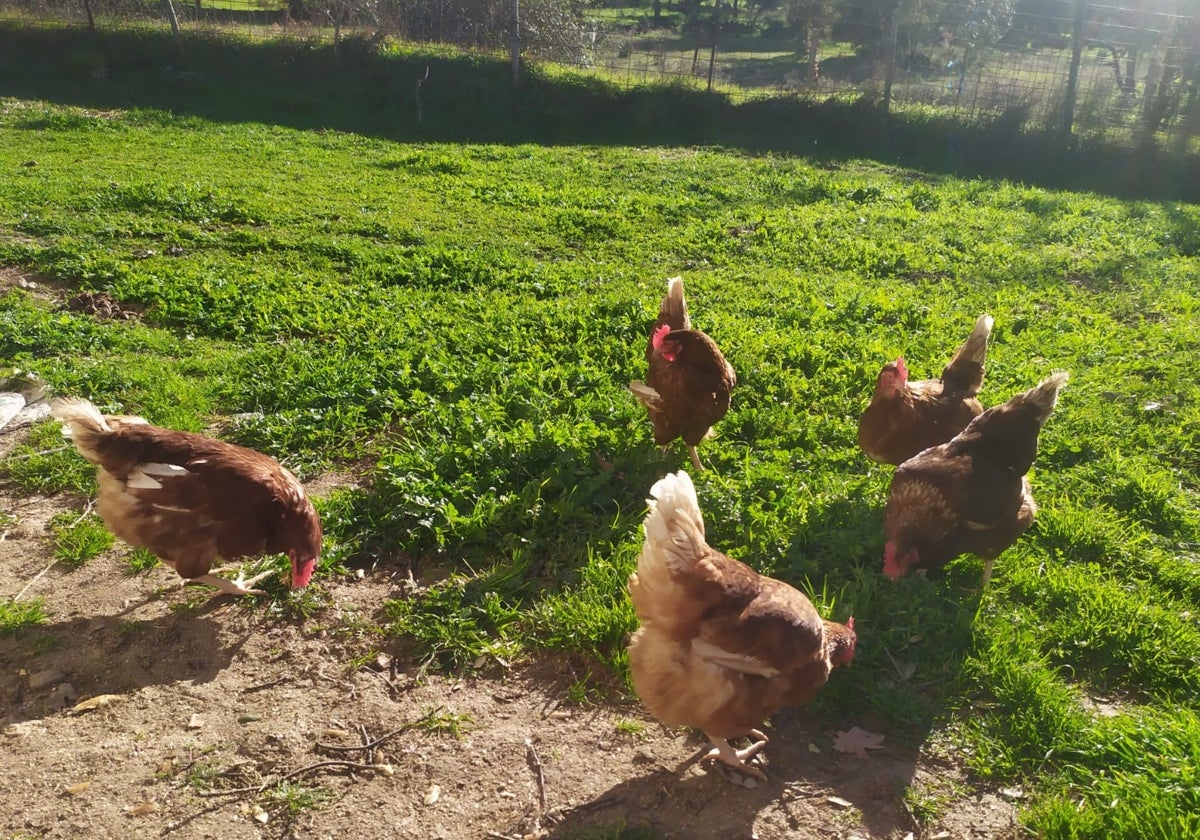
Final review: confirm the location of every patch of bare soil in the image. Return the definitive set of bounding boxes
[0,472,1021,840]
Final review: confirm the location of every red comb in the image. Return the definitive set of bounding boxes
[895,356,908,380]
[651,324,672,350]
[846,616,855,632]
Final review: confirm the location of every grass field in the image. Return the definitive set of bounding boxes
[1,26,1199,838]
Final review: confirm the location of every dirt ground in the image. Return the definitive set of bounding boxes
[0,421,1023,840]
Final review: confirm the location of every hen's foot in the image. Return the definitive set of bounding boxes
[188,568,274,597]
[703,731,768,781]
[687,444,704,472]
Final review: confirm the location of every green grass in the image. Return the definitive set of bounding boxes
[0,597,49,633]
[0,28,1198,836]
[50,510,115,567]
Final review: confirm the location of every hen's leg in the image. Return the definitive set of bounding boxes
[687,444,704,472]
[702,730,768,781]
[979,556,996,591]
[188,568,274,597]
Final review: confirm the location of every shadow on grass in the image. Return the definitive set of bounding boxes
[0,21,1196,201]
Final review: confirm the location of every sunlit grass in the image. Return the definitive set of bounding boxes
[0,81,1197,837]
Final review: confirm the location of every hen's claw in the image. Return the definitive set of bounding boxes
[187,567,274,597]
[703,731,769,781]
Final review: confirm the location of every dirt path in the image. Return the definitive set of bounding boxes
[0,463,1020,840]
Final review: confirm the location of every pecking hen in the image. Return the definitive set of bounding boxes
[630,277,736,472]
[53,398,322,597]
[859,314,993,465]
[627,470,857,780]
[882,371,1068,590]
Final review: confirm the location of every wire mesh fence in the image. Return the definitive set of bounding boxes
[1,0,1197,153]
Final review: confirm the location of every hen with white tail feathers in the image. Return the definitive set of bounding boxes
[627,471,856,780]
[629,277,735,472]
[52,397,322,597]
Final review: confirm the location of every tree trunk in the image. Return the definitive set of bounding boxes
[82,0,95,30]
[806,19,820,83]
[881,1,899,114]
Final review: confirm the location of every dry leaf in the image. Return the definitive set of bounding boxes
[832,727,885,758]
[253,806,270,824]
[375,763,395,776]
[64,782,91,796]
[807,742,821,754]
[128,801,158,817]
[423,783,441,805]
[826,795,854,808]
[70,694,123,714]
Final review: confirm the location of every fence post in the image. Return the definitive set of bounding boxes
[163,0,182,38]
[510,0,521,92]
[881,0,900,115]
[1061,0,1088,142]
[706,0,721,91]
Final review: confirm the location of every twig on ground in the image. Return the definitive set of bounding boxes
[525,737,548,815]
[241,676,290,694]
[315,705,445,753]
[13,556,58,602]
[3,445,70,458]
[14,501,94,601]
[195,760,384,797]
[484,832,521,840]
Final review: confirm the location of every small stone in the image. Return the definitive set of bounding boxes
[423,783,441,805]
[742,776,759,789]
[186,714,204,729]
[28,669,66,690]
[64,782,91,796]
[128,802,158,817]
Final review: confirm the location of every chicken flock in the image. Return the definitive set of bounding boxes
[25,275,1067,785]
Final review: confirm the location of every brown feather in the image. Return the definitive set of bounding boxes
[630,278,736,461]
[859,315,992,465]
[628,472,855,744]
[882,373,1067,582]
[53,398,322,589]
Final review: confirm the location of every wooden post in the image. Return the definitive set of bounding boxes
[1061,0,1088,143]
[881,0,900,115]
[510,0,521,92]
[706,0,721,91]
[163,0,183,55]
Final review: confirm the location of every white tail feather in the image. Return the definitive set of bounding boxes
[639,470,707,577]
[51,397,111,435]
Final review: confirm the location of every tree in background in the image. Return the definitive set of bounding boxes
[787,0,839,82]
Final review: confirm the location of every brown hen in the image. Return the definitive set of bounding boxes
[53,398,322,596]
[630,277,736,472]
[882,372,1068,590]
[628,471,857,780]
[859,314,993,464]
